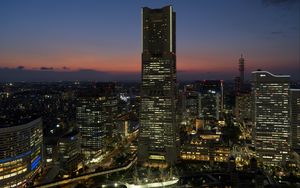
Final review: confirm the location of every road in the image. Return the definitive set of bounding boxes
[34,157,137,188]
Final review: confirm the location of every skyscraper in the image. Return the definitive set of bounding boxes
[252,71,290,166]
[138,5,178,166]
[235,91,251,121]
[58,130,82,173]
[235,54,245,94]
[76,83,117,159]
[290,89,300,150]
[194,80,224,121]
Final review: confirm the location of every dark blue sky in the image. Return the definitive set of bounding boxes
[0,0,299,81]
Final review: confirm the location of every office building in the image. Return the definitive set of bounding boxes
[76,84,117,159]
[235,91,252,122]
[0,118,43,187]
[290,89,300,150]
[182,90,201,126]
[252,71,290,166]
[138,5,178,166]
[194,80,224,120]
[235,55,245,94]
[58,130,82,173]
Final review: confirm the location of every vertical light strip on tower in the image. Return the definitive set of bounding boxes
[141,8,143,52]
[170,6,172,52]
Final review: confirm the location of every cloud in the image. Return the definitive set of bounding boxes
[0,65,298,82]
[17,66,25,70]
[0,68,138,82]
[261,0,299,7]
[78,69,99,72]
[40,66,54,70]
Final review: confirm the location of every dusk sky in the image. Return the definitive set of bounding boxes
[0,0,299,81]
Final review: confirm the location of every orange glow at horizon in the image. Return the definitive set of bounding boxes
[0,52,297,74]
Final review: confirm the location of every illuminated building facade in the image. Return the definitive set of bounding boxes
[252,71,290,166]
[182,90,201,126]
[77,85,117,159]
[180,131,230,162]
[194,80,224,120]
[290,89,300,150]
[138,5,178,166]
[235,91,252,121]
[0,118,43,187]
[58,130,82,173]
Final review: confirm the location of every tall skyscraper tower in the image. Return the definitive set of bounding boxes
[252,71,290,166]
[138,5,177,166]
[234,55,245,94]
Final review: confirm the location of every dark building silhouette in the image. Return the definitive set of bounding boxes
[138,5,178,167]
[235,54,245,94]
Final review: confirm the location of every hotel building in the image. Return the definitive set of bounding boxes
[0,118,43,187]
[252,71,290,166]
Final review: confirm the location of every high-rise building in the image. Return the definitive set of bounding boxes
[58,130,82,174]
[290,89,300,150]
[252,71,290,166]
[0,118,43,187]
[182,90,201,126]
[194,80,224,120]
[76,84,117,159]
[235,90,252,122]
[235,55,245,94]
[138,5,178,166]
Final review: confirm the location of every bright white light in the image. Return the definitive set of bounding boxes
[170,6,172,52]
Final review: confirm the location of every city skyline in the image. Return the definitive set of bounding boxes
[0,0,299,81]
[1,2,300,186]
